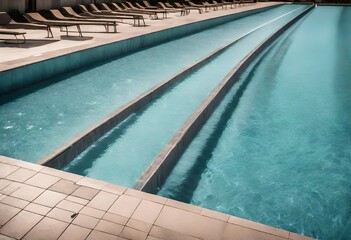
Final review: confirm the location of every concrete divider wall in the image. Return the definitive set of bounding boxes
[0,5,280,96]
[134,5,314,193]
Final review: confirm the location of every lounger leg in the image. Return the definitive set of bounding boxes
[77,25,83,37]
[47,26,53,38]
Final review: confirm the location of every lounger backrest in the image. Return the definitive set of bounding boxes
[143,1,152,7]
[124,2,135,9]
[164,2,174,8]
[25,12,47,22]
[62,7,82,18]
[78,5,89,13]
[0,12,12,25]
[101,3,112,11]
[135,2,145,9]
[174,2,184,7]
[50,9,66,19]
[111,3,123,11]
[89,4,100,12]
[158,2,167,9]
[120,2,130,9]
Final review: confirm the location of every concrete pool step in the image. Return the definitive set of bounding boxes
[0,155,314,240]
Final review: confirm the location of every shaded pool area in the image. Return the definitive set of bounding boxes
[158,6,351,240]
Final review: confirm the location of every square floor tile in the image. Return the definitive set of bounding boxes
[25,173,60,189]
[87,191,118,211]
[49,179,79,195]
[58,224,91,240]
[1,182,23,195]
[47,207,75,223]
[155,206,226,240]
[56,199,84,213]
[0,163,18,178]
[94,220,123,236]
[23,217,68,240]
[10,185,44,202]
[40,167,82,182]
[6,168,36,182]
[221,222,287,240]
[149,226,200,240]
[0,179,12,191]
[0,234,16,240]
[0,210,43,239]
[109,195,141,218]
[1,196,29,209]
[72,214,99,229]
[86,230,117,240]
[33,190,66,207]
[126,218,152,233]
[228,216,289,238]
[24,203,51,216]
[65,195,89,205]
[102,184,126,195]
[124,189,167,204]
[80,206,105,219]
[0,203,21,226]
[131,200,163,224]
[120,227,147,240]
[71,186,99,200]
[76,178,107,190]
[103,212,129,226]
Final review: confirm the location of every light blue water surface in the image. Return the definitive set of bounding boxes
[159,6,351,240]
[62,5,307,186]
[0,5,303,162]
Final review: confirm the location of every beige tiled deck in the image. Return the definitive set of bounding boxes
[1,3,315,240]
[0,156,314,240]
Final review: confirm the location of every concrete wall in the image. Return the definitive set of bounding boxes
[0,0,25,13]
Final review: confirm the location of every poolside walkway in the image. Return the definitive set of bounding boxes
[1,2,279,69]
[1,2,314,240]
[0,156,313,240]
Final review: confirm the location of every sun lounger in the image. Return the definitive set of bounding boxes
[120,2,168,19]
[74,4,142,26]
[157,2,186,16]
[0,29,26,43]
[185,1,209,12]
[117,2,167,19]
[24,12,84,38]
[172,2,203,14]
[0,11,50,38]
[46,9,118,32]
[87,4,145,26]
[142,1,158,9]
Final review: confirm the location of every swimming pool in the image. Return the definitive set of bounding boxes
[159,6,351,240]
[0,5,302,163]
[62,5,307,187]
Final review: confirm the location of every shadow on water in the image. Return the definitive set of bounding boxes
[165,22,300,203]
[64,101,151,175]
[334,6,351,240]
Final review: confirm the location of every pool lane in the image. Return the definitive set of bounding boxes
[63,6,307,187]
[158,6,351,240]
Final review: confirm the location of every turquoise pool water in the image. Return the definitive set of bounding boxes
[0,5,303,163]
[63,5,304,187]
[159,6,351,240]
